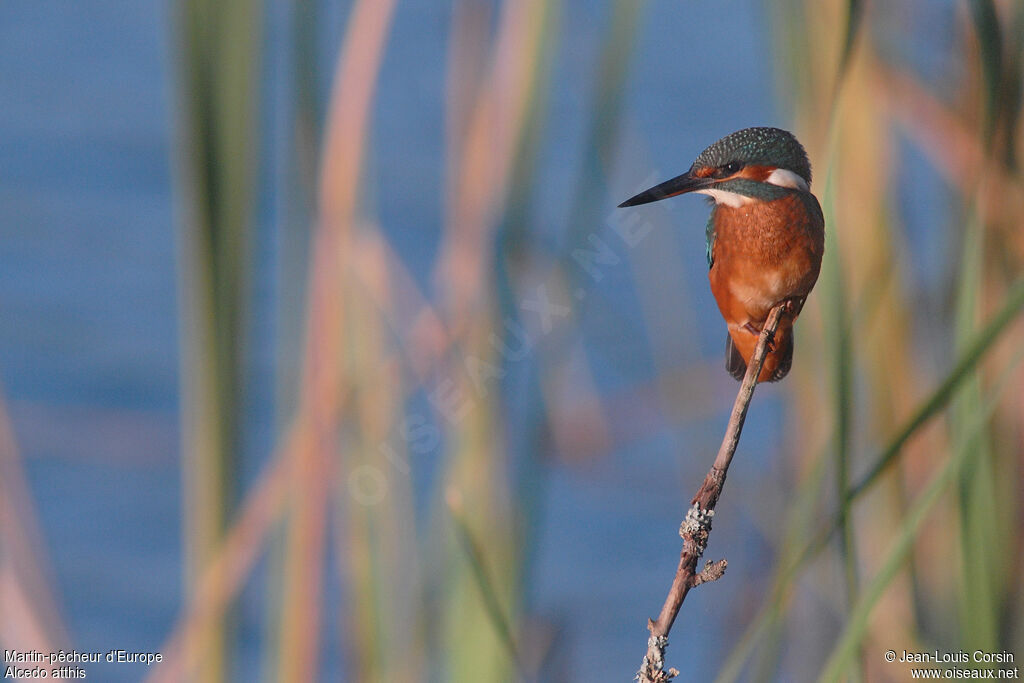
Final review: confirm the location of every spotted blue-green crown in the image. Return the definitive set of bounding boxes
[694,127,812,184]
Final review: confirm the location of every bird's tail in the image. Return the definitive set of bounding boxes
[725,324,794,383]
[725,334,747,381]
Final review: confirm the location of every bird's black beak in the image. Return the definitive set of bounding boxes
[618,170,715,208]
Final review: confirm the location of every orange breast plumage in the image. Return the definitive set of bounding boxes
[707,192,824,382]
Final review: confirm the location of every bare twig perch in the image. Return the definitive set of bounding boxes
[637,303,787,683]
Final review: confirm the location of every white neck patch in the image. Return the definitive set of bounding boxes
[696,188,754,208]
[765,167,809,192]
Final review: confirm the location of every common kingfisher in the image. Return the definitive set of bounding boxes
[619,127,824,383]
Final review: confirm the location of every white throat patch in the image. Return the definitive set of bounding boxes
[765,167,809,192]
[696,188,754,208]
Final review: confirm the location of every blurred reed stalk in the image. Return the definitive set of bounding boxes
[174,0,262,680]
[273,1,399,681]
[156,2,400,681]
[340,230,425,682]
[435,0,559,678]
[0,393,68,654]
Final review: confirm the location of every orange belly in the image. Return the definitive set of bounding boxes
[707,192,824,382]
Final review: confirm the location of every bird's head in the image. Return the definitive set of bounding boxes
[619,127,812,209]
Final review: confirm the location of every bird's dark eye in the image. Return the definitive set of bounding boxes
[716,161,742,178]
